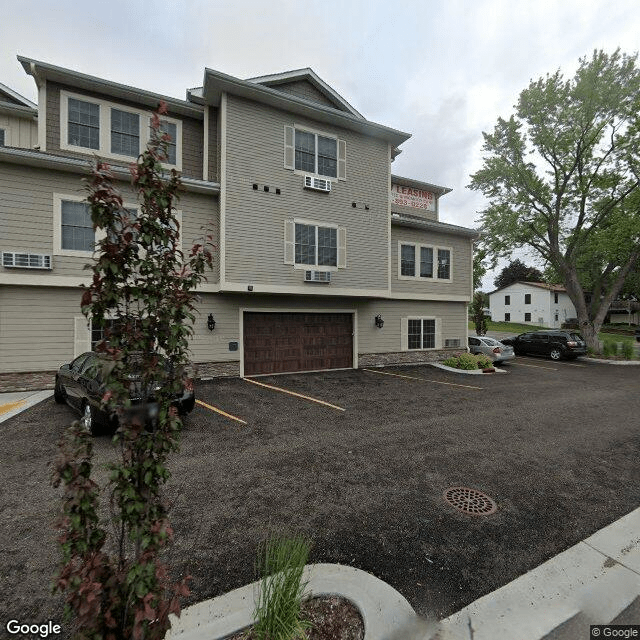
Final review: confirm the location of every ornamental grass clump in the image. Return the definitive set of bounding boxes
[253,534,313,640]
[621,341,634,359]
[602,339,618,357]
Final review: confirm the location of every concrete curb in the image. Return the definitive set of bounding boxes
[435,507,640,640]
[166,563,426,640]
[584,357,640,365]
[431,363,508,375]
[0,390,53,424]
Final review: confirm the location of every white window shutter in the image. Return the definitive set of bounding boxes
[284,126,295,170]
[284,220,295,264]
[435,317,442,349]
[337,139,346,181]
[337,227,347,268]
[74,316,91,358]
[401,317,408,351]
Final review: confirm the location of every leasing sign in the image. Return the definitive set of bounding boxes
[391,184,435,211]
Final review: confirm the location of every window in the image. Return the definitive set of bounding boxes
[159,121,177,165]
[420,247,433,278]
[68,97,100,149]
[525,293,532,304]
[61,91,182,168]
[0,129,5,146]
[111,108,140,157]
[295,223,337,267]
[505,313,511,321]
[554,292,559,304]
[505,295,510,305]
[437,249,451,279]
[408,318,436,349]
[525,312,531,321]
[61,200,94,251]
[294,129,337,178]
[398,243,452,280]
[401,244,415,276]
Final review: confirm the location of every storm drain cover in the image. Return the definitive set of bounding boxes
[443,487,497,516]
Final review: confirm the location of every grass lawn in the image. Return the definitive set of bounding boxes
[468,320,638,348]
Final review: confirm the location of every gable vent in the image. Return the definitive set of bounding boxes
[304,270,331,283]
[304,175,331,193]
[2,252,52,269]
[445,338,461,348]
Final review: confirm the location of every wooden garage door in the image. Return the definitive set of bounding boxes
[243,312,353,376]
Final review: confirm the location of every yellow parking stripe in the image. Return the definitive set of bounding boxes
[195,399,247,425]
[363,369,483,390]
[517,356,585,368]
[0,399,26,416]
[511,362,557,370]
[243,378,346,412]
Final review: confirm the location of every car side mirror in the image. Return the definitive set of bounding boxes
[60,364,70,372]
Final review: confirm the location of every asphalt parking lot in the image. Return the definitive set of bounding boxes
[1,358,639,633]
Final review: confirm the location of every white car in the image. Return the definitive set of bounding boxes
[468,335,515,363]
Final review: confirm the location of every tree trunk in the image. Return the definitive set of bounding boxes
[578,320,601,354]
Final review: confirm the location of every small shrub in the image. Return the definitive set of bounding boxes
[253,534,312,640]
[475,354,494,369]
[621,341,634,360]
[602,340,618,357]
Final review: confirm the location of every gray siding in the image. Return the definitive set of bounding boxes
[45,81,204,179]
[224,94,390,291]
[0,286,84,372]
[0,162,219,281]
[191,293,468,363]
[270,80,338,110]
[208,106,219,182]
[391,225,472,298]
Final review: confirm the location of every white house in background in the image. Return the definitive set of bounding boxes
[489,281,577,328]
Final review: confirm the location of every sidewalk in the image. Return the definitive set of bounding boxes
[0,389,52,424]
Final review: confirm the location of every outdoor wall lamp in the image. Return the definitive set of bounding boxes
[375,314,384,329]
[207,314,216,331]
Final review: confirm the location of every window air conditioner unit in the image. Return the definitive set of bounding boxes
[304,175,331,193]
[445,338,461,348]
[304,270,331,283]
[2,251,52,270]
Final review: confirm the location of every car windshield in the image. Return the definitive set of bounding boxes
[569,333,583,341]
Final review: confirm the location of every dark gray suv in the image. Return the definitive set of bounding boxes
[501,330,587,360]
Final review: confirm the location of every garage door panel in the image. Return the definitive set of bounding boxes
[244,312,353,376]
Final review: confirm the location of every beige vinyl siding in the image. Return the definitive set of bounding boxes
[191,293,467,364]
[270,80,338,110]
[0,162,219,281]
[223,94,389,292]
[391,225,472,298]
[0,286,85,372]
[45,81,204,179]
[0,112,38,149]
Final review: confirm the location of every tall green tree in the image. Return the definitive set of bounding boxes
[493,258,544,289]
[469,49,640,351]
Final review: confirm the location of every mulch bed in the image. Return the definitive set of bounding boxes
[226,595,363,640]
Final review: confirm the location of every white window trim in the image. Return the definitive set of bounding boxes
[54,194,182,257]
[60,90,182,170]
[397,242,453,283]
[404,316,441,351]
[292,124,338,181]
[292,218,340,271]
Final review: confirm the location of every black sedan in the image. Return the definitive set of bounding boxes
[54,352,196,434]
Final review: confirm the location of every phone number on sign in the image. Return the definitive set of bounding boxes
[392,196,434,210]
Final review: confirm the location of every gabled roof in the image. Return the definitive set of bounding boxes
[489,281,566,295]
[0,81,36,110]
[191,68,411,148]
[18,56,203,119]
[246,68,364,118]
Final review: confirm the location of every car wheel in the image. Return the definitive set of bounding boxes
[54,378,66,404]
[549,348,562,360]
[81,401,99,435]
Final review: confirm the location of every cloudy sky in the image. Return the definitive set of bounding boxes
[2,0,638,288]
